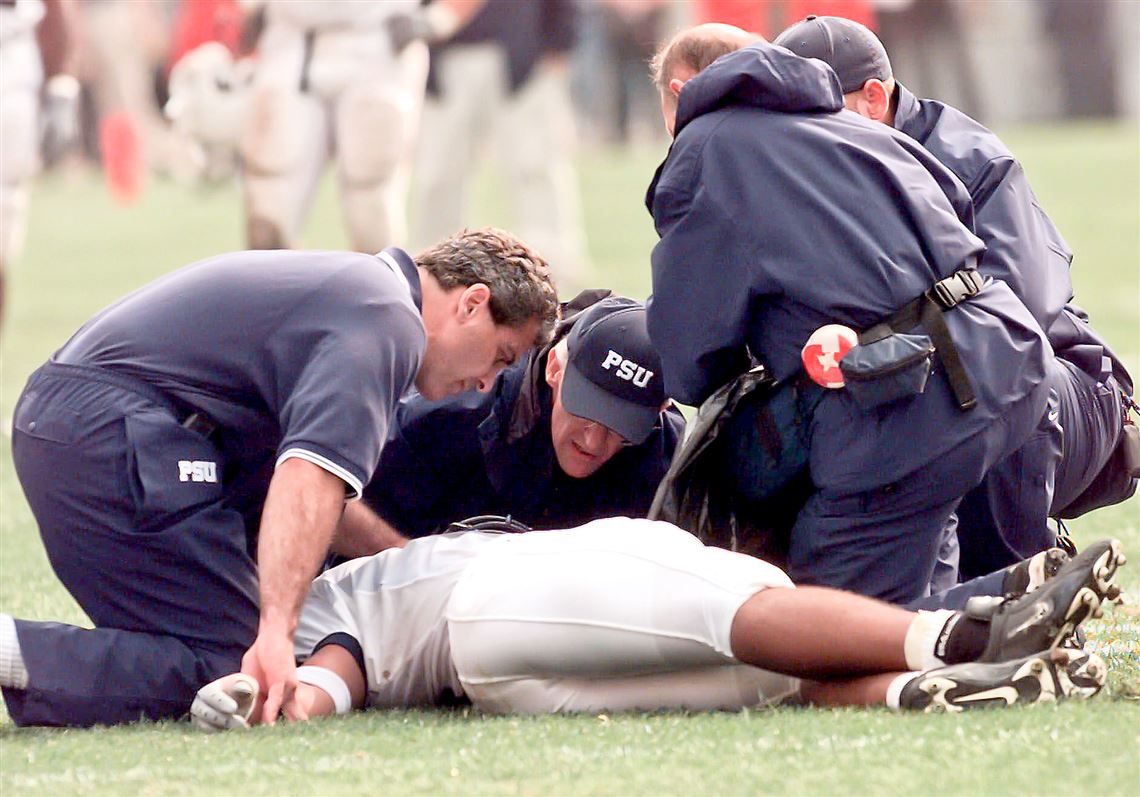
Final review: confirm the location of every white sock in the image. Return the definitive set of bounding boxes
[885,672,920,710]
[0,613,29,689]
[903,609,957,671]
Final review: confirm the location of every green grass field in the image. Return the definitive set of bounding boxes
[1,123,1138,796]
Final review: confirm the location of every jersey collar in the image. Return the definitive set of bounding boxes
[376,248,423,312]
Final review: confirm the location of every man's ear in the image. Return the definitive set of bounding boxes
[850,79,892,122]
[457,283,491,321]
[545,347,563,389]
[668,77,686,98]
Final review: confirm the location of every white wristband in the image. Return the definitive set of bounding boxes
[296,666,353,715]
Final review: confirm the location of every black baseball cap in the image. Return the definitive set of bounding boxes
[773,15,891,94]
[559,298,665,445]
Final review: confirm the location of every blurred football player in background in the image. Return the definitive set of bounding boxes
[409,0,589,288]
[237,0,482,253]
[0,0,78,329]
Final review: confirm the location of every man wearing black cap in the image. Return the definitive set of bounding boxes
[774,15,1136,577]
[358,296,684,545]
[645,24,1062,610]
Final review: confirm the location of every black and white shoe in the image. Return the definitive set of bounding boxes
[978,539,1125,663]
[1001,547,1071,597]
[900,648,1106,713]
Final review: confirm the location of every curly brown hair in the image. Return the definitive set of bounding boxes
[415,228,559,346]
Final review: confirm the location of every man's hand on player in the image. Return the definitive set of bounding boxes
[241,629,306,725]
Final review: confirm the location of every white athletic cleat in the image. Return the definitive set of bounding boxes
[190,673,260,733]
[900,648,1107,713]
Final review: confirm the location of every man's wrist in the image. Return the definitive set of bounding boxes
[257,611,297,638]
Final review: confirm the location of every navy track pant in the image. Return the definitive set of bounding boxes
[785,380,1050,610]
[4,365,259,726]
[956,357,1123,578]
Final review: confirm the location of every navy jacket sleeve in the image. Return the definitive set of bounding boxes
[647,133,761,406]
[362,393,490,536]
[969,155,1073,332]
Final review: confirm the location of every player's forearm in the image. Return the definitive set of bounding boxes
[256,458,346,635]
[333,502,409,558]
[298,644,368,717]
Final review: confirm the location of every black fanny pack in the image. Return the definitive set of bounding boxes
[1059,387,1140,518]
[840,266,984,412]
[840,331,935,410]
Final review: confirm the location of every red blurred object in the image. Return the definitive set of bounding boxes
[695,0,877,38]
[167,0,244,74]
[783,0,876,31]
[801,323,858,389]
[100,111,143,205]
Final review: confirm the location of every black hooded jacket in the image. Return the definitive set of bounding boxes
[645,42,1052,493]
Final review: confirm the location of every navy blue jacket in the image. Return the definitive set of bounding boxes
[645,42,1051,494]
[893,85,1131,392]
[362,349,685,536]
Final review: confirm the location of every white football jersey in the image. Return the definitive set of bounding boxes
[0,0,43,41]
[295,531,506,708]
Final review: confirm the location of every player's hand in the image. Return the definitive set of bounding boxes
[241,630,304,725]
[190,673,260,733]
[384,12,431,53]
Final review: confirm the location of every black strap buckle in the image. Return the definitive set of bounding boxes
[182,412,217,439]
[930,268,984,310]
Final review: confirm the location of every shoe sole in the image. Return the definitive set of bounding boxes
[985,539,1126,661]
[912,649,1107,714]
[1052,540,1126,648]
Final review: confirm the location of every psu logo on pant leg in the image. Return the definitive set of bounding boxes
[178,460,218,483]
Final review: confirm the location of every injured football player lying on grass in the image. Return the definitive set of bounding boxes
[191,517,1125,730]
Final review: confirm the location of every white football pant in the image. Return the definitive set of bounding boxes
[447,518,800,713]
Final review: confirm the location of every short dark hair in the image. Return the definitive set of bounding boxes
[651,24,760,93]
[415,228,559,346]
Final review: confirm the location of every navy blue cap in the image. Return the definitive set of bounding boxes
[774,15,892,94]
[560,298,664,445]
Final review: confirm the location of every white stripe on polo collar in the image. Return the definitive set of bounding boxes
[376,250,412,298]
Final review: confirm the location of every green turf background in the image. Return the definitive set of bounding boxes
[1,123,1137,796]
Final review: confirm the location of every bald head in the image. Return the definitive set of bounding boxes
[651,23,760,93]
[651,23,760,136]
